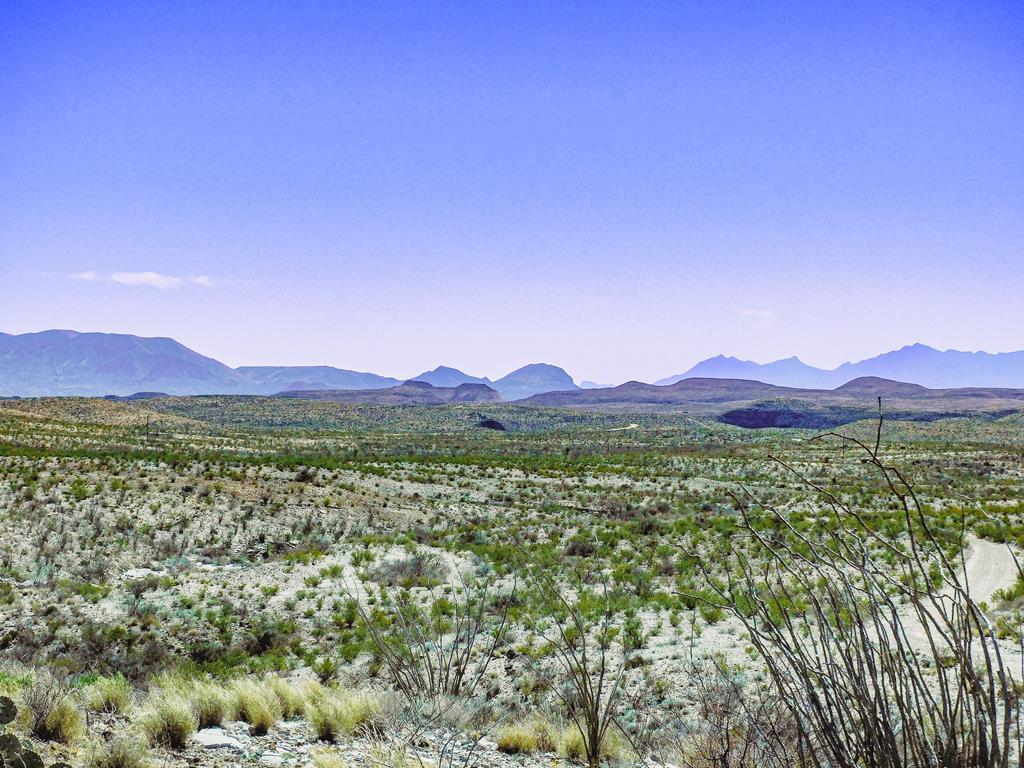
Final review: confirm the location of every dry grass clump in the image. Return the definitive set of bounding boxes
[494,715,558,755]
[22,677,84,744]
[558,725,627,763]
[558,727,587,761]
[366,743,435,768]
[311,749,349,768]
[85,736,154,768]
[302,679,328,705]
[85,674,133,714]
[34,697,85,743]
[307,689,382,742]
[188,680,235,728]
[138,694,198,749]
[231,679,283,735]
[149,672,236,729]
[268,677,307,719]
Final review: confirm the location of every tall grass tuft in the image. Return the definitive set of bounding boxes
[307,689,381,742]
[138,694,197,749]
[85,674,133,714]
[231,679,282,735]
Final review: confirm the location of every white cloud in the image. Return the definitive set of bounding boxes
[738,308,775,319]
[111,271,184,289]
[70,271,216,289]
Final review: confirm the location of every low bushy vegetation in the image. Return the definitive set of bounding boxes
[1,398,1022,766]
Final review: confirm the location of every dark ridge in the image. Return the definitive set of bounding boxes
[476,418,507,431]
[278,380,502,405]
[102,392,170,402]
[831,377,930,396]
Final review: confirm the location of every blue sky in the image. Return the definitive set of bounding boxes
[2,1,1022,383]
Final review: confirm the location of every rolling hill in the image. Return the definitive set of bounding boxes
[278,380,502,405]
[493,363,578,401]
[524,375,1024,427]
[236,366,400,394]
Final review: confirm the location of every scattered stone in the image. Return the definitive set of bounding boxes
[194,727,246,753]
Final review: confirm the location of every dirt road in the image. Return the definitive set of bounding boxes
[960,536,1019,604]
[903,536,1018,648]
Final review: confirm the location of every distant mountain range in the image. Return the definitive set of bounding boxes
[0,330,577,400]
[3,330,1024,399]
[411,363,578,401]
[657,344,1024,389]
[0,330,244,397]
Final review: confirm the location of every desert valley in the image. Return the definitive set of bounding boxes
[1,331,1023,767]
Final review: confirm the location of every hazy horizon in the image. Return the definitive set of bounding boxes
[5,328,1023,387]
[3,2,1022,384]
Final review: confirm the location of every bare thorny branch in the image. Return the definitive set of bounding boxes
[352,570,514,702]
[683,415,1024,768]
[513,540,629,768]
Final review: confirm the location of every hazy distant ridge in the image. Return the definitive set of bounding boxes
[0,330,578,399]
[4,331,1024,397]
[658,344,1024,389]
[410,363,579,400]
